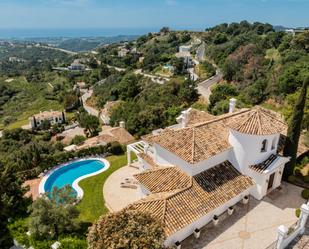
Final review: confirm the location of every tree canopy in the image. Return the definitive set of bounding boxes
[29,185,80,239]
[87,209,165,249]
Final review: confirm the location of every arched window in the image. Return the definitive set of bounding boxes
[271,137,277,150]
[261,139,267,152]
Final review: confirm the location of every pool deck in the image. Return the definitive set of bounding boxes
[103,165,141,212]
[23,177,42,200]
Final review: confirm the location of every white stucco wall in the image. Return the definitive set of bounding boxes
[164,189,251,247]
[228,129,281,175]
[247,163,285,200]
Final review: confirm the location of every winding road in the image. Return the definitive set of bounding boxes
[194,42,223,101]
[81,89,99,117]
[197,68,223,101]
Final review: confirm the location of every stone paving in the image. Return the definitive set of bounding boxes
[23,177,42,200]
[181,182,305,249]
[103,165,141,212]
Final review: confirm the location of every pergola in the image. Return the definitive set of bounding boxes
[126,141,147,165]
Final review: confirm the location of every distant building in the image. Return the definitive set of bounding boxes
[9,57,26,63]
[29,110,65,129]
[176,45,194,68]
[68,60,85,71]
[285,28,306,36]
[118,48,129,57]
[179,45,192,53]
[66,122,135,151]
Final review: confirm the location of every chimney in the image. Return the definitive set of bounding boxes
[181,108,191,128]
[229,98,237,113]
[119,121,125,128]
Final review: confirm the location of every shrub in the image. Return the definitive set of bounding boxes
[301,189,309,200]
[55,142,64,151]
[108,142,124,155]
[303,175,309,183]
[288,175,296,183]
[71,135,86,145]
[295,208,301,218]
[59,237,87,249]
[8,219,30,248]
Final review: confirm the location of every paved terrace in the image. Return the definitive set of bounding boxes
[103,165,141,212]
[181,182,304,249]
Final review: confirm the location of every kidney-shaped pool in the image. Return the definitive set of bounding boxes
[39,159,109,199]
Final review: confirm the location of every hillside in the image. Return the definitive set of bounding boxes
[0,22,308,144]
[0,74,72,129]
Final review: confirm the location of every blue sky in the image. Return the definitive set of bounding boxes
[0,0,308,29]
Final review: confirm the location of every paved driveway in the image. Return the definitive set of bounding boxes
[181,182,305,249]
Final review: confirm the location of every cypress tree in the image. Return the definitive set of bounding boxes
[283,76,309,178]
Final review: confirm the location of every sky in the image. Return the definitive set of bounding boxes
[0,0,308,30]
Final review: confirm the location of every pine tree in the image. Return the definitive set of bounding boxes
[283,76,309,178]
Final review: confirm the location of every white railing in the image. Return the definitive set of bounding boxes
[276,201,309,249]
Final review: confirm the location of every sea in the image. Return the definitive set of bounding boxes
[0,28,158,39]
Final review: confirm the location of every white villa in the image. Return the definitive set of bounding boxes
[176,45,194,68]
[126,100,291,247]
[29,110,65,129]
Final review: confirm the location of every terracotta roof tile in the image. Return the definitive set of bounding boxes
[134,166,192,193]
[187,108,216,126]
[108,127,135,145]
[227,106,286,135]
[144,122,231,164]
[130,161,254,236]
[144,107,288,165]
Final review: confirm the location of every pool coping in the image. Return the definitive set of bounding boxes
[38,157,110,199]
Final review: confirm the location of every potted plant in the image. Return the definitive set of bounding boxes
[194,228,200,239]
[175,241,181,249]
[243,195,249,204]
[213,215,219,226]
[228,206,234,215]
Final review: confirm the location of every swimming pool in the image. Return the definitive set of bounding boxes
[39,158,109,199]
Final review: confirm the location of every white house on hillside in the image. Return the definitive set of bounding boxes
[126,101,290,247]
[29,110,65,129]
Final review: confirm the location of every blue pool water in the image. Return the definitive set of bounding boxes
[44,160,105,197]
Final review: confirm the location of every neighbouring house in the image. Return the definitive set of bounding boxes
[126,100,295,247]
[29,110,65,129]
[66,122,135,151]
[179,45,192,53]
[9,56,26,63]
[118,47,130,57]
[68,59,85,71]
[176,45,194,68]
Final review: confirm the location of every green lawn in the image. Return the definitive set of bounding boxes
[77,154,129,223]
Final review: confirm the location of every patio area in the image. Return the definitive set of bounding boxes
[22,177,42,200]
[181,182,305,249]
[103,165,141,212]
